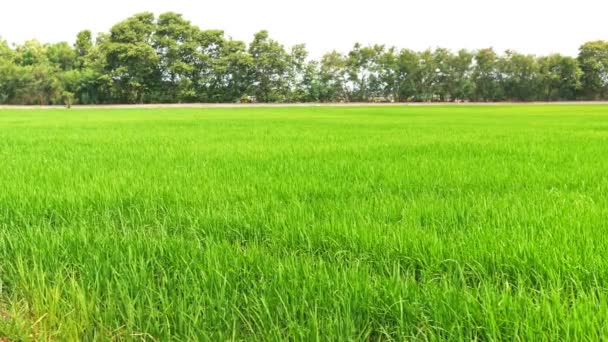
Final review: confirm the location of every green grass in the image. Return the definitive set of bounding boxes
[1,105,608,340]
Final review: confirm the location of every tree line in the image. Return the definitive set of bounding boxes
[1,12,608,105]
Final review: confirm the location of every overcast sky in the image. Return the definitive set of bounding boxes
[1,0,606,58]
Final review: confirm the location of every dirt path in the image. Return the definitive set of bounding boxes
[2,102,608,110]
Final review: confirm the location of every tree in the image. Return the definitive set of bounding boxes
[394,49,421,102]
[432,48,453,101]
[14,40,49,67]
[66,30,108,104]
[377,48,421,102]
[0,38,12,61]
[499,50,541,101]
[46,42,77,71]
[0,38,15,103]
[347,43,384,101]
[212,39,252,102]
[299,60,324,102]
[578,41,608,99]
[74,30,94,69]
[0,12,607,105]
[416,49,437,102]
[248,30,290,102]
[286,44,309,102]
[17,64,63,105]
[449,49,474,101]
[6,40,65,105]
[101,12,160,103]
[195,29,228,102]
[538,54,581,100]
[62,91,75,108]
[472,48,503,101]
[153,12,203,102]
[318,51,349,102]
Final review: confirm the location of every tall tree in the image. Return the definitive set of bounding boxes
[499,50,541,101]
[416,49,437,102]
[472,48,503,101]
[46,42,77,71]
[248,30,290,102]
[14,40,49,67]
[318,51,349,102]
[432,48,453,101]
[395,49,421,102]
[347,43,384,101]
[153,12,205,102]
[578,41,608,99]
[449,49,474,101]
[212,39,252,102]
[0,38,12,61]
[74,30,94,68]
[67,30,106,104]
[287,44,309,102]
[195,29,228,102]
[299,60,324,102]
[0,39,19,104]
[101,12,160,103]
[538,54,582,100]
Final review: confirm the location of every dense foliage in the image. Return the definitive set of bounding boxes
[1,12,608,104]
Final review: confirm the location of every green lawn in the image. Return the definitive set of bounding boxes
[1,105,608,340]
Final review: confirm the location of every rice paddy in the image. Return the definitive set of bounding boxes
[1,105,608,340]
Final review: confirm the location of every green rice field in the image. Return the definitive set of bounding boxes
[1,105,608,340]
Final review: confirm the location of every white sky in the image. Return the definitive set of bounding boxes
[0,0,607,58]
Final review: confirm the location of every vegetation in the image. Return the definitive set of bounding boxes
[1,12,608,105]
[1,105,608,340]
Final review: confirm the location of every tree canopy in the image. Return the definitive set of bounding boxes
[0,12,607,105]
